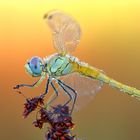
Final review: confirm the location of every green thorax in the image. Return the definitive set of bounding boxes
[44,54,74,77]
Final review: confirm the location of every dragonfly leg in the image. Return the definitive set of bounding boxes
[13,73,46,89]
[57,81,72,106]
[13,80,40,89]
[58,79,77,113]
[40,78,50,98]
[47,81,59,105]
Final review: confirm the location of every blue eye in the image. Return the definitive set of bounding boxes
[28,57,43,76]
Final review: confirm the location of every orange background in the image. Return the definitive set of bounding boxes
[0,0,140,140]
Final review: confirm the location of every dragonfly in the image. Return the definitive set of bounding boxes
[14,10,140,112]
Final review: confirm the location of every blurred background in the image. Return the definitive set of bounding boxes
[0,0,140,140]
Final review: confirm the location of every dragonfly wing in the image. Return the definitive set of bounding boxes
[44,10,81,53]
[50,72,103,112]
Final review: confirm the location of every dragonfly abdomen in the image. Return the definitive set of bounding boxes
[98,73,140,99]
[75,61,140,100]
[74,60,101,79]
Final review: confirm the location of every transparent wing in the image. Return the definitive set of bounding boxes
[49,72,103,112]
[44,10,81,53]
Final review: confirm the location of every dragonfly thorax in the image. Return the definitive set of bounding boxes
[44,54,74,77]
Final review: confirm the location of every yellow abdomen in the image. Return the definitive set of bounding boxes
[71,60,140,100]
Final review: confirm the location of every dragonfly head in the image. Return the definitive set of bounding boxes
[25,56,44,77]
